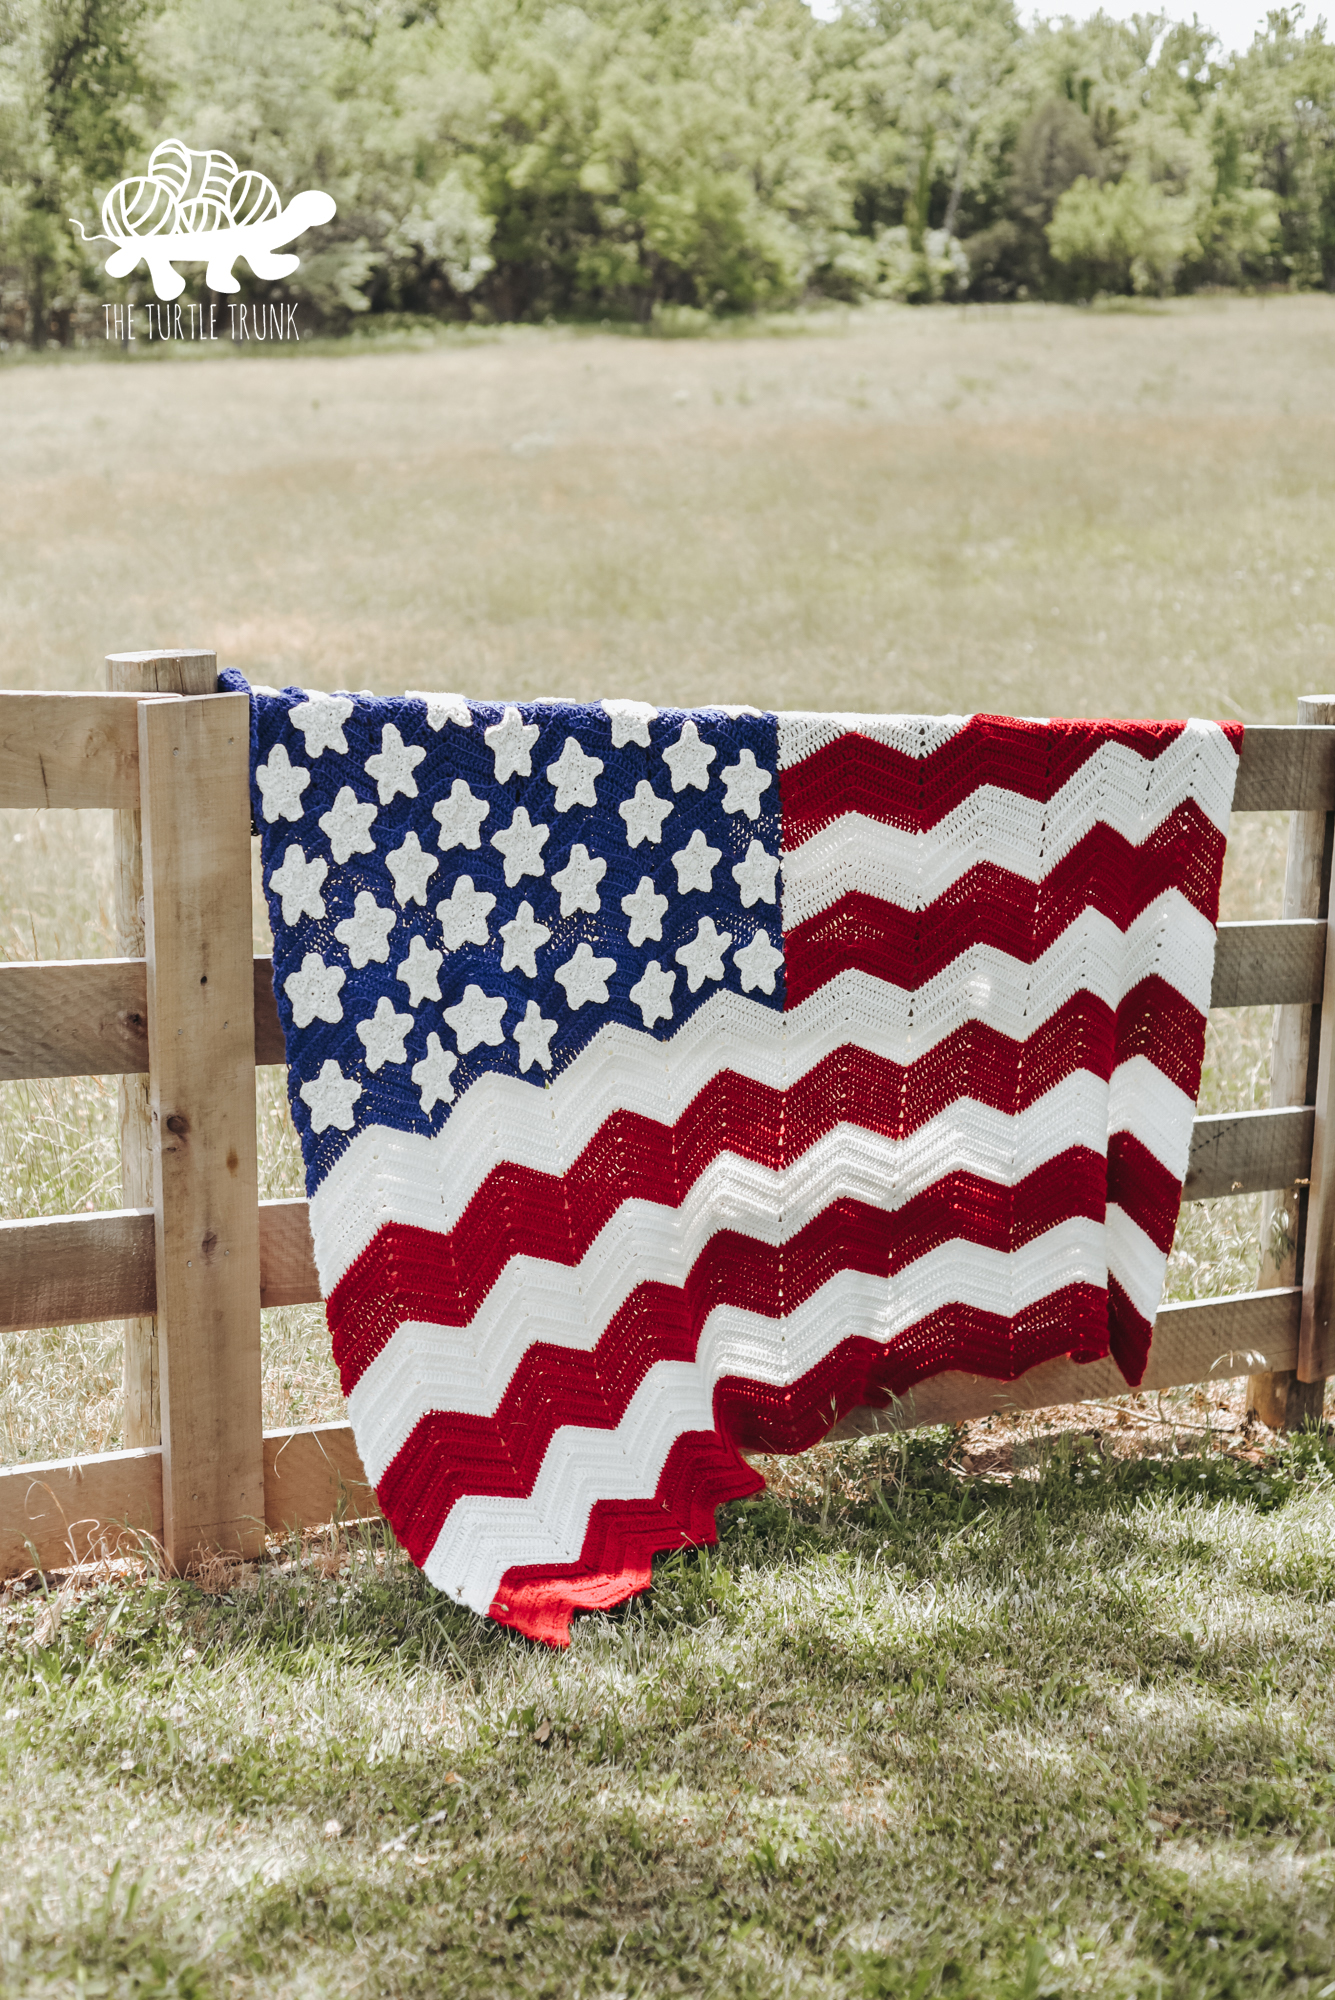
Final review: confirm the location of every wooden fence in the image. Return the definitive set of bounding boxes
[0,658,1330,1577]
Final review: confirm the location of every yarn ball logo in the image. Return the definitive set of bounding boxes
[72,138,335,302]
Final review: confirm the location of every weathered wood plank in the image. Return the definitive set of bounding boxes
[5,923,1319,1085]
[254,958,284,1066]
[0,956,283,1081]
[1183,1105,1314,1201]
[141,693,265,1568]
[0,959,148,1080]
[1234,723,1335,813]
[1210,920,1325,1010]
[0,1422,378,1581]
[107,654,219,1450]
[829,1286,1301,1438]
[0,692,157,812]
[0,1199,317,1334]
[0,1208,155,1335]
[259,1199,320,1307]
[2,1106,1314,1344]
[263,1423,379,1535]
[1300,749,1335,1383]
[0,1445,164,1578]
[1249,698,1333,1425]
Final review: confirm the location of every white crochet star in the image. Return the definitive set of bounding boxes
[499,901,551,978]
[551,843,606,916]
[256,743,310,824]
[299,1060,361,1135]
[385,830,438,908]
[513,1000,558,1074]
[720,748,772,820]
[433,779,489,852]
[365,723,426,806]
[485,705,540,782]
[546,735,604,811]
[319,786,377,864]
[491,806,549,888]
[334,892,396,968]
[617,879,664,948]
[619,780,673,849]
[357,995,414,1072]
[436,876,496,951]
[444,984,507,1053]
[733,839,780,907]
[408,690,471,731]
[555,942,616,1010]
[268,845,328,925]
[287,692,352,758]
[629,959,675,1028]
[412,1032,458,1113]
[662,720,717,794]
[676,917,732,991]
[283,952,345,1028]
[602,698,656,749]
[397,933,443,1005]
[671,829,721,895]
[734,928,784,995]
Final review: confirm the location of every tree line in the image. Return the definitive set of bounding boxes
[2,0,1333,347]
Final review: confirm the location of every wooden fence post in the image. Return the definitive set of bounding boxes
[104,650,218,1449]
[139,691,264,1566]
[1249,693,1334,1431]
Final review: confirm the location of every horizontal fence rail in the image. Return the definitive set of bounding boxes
[2,687,1332,1582]
[0,1103,1318,1335]
[0,957,284,1080]
[0,1282,1304,1575]
[1232,723,1335,813]
[1184,1106,1315,1201]
[0,1197,318,1335]
[1210,920,1326,1010]
[0,917,1325,1085]
[1,709,1333,817]
[0,692,154,812]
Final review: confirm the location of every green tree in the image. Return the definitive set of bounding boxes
[0,0,159,345]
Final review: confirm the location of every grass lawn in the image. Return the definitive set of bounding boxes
[1,296,1334,1996]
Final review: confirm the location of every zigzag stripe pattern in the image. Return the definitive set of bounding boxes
[242,682,1241,1645]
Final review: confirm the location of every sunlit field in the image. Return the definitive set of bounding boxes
[1,298,1333,2000]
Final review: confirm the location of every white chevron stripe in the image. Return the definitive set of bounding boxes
[781,727,1239,923]
[1108,1054,1198,1181]
[421,1234,1107,1612]
[1106,1201,1172,1326]
[776,712,969,770]
[310,895,1212,1290]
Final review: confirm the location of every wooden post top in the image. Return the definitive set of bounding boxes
[106,651,218,696]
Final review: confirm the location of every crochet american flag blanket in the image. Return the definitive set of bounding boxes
[231,673,1242,1646]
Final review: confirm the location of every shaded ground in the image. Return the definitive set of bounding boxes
[2,1412,1332,1998]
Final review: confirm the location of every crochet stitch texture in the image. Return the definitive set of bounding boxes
[230,670,1241,1645]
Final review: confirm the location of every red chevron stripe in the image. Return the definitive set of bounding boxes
[781,714,1241,847]
[371,1161,1108,1560]
[490,1429,764,1646]
[1107,1274,1154,1386]
[327,980,1200,1390]
[1108,1129,1185,1257]
[782,806,1227,1007]
[485,1283,1111,1644]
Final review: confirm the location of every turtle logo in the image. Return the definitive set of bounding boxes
[73,139,335,301]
